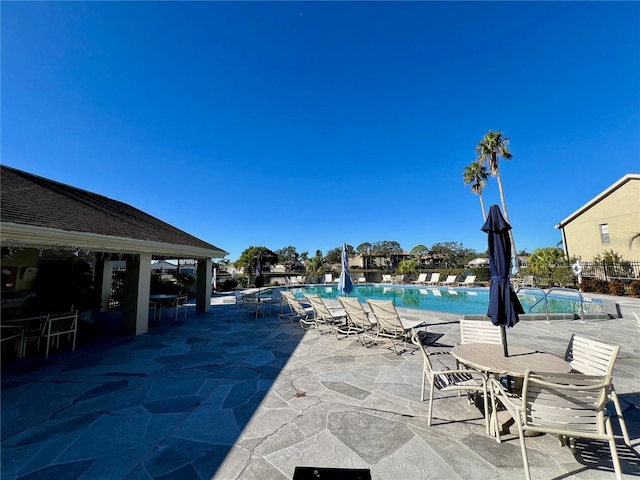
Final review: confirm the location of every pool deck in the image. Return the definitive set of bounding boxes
[2,292,640,479]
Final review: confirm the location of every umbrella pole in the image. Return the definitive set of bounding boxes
[501,326,508,357]
[256,287,260,319]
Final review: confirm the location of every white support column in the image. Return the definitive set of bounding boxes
[196,258,212,313]
[123,253,152,335]
[95,259,114,312]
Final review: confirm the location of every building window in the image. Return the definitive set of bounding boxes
[600,224,610,244]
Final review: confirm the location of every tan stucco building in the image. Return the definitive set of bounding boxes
[555,174,640,261]
[1,165,227,336]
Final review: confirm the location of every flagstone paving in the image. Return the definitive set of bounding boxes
[2,292,640,479]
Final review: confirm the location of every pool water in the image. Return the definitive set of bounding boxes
[290,285,600,316]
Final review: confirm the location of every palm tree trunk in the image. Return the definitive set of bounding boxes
[494,170,519,274]
[479,193,487,222]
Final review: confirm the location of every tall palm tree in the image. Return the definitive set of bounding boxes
[475,130,519,272]
[463,161,489,221]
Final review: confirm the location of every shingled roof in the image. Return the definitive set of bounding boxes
[1,165,227,259]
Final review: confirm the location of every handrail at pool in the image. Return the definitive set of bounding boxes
[515,287,586,323]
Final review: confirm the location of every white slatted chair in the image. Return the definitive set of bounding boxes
[459,319,503,345]
[489,370,623,480]
[1,324,24,356]
[40,310,78,359]
[565,334,632,446]
[412,331,490,434]
[233,291,258,318]
[366,299,426,354]
[161,295,189,323]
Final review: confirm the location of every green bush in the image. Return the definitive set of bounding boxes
[630,280,640,297]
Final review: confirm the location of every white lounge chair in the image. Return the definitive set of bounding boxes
[304,294,346,335]
[425,273,440,285]
[439,275,457,287]
[455,275,477,287]
[337,296,377,346]
[279,291,314,327]
[366,299,426,354]
[411,273,428,285]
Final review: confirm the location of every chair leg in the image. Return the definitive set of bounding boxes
[490,386,502,443]
[610,389,632,446]
[482,387,490,436]
[518,426,532,480]
[427,383,435,426]
[421,370,426,402]
[606,418,624,480]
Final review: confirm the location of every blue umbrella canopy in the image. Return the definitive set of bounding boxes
[481,205,524,356]
[337,243,354,296]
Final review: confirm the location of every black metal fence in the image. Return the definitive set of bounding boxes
[579,260,640,281]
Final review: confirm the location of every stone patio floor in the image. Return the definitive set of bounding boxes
[2,292,640,479]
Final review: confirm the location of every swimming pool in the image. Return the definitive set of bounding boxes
[290,285,603,316]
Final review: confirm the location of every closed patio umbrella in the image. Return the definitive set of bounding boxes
[254,251,264,289]
[337,243,354,296]
[481,205,524,357]
[254,252,264,318]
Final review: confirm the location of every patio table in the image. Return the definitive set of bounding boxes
[149,295,177,320]
[451,343,571,436]
[451,343,571,377]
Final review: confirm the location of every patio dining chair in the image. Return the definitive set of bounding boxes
[412,331,490,434]
[233,291,259,318]
[366,299,426,354]
[40,310,78,359]
[565,334,632,446]
[489,370,623,480]
[160,295,189,323]
[1,324,24,356]
[459,319,503,346]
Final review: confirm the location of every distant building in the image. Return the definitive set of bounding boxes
[466,258,489,268]
[555,174,640,261]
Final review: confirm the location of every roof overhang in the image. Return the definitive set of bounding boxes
[1,222,227,259]
[555,174,640,230]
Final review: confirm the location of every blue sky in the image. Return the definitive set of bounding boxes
[2,2,639,261]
